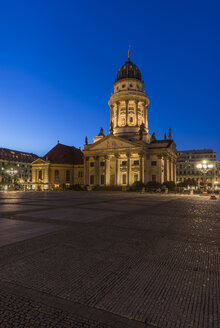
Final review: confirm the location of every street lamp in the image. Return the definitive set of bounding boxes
[196,160,213,192]
[6,168,18,190]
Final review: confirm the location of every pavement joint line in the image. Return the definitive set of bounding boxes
[0,280,154,328]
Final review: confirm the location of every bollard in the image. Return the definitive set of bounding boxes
[190,189,194,196]
[165,188,168,194]
[141,187,145,194]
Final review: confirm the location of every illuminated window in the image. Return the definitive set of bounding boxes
[130,117,133,123]
[134,174,138,182]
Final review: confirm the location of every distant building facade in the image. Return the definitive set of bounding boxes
[0,147,38,189]
[176,149,219,189]
[31,142,84,190]
[83,51,177,187]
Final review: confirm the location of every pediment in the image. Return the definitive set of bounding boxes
[87,135,138,151]
[32,158,46,165]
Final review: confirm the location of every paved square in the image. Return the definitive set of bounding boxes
[0,191,219,328]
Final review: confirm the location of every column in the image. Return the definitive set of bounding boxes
[139,153,144,183]
[127,153,131,186]
[32,169,36,183]
[170,159,173,181]
[110,105,113,124]
[135,100,139,126]
[95,156,99,185]
[84,157,89,185]
[116,102,119,127]
[164,155,167,182]
[143,102,146,126]
[105,155,110,186]
[142,156,145,183]
[145,105,149,131]
[125,100,129,126]
[116,155,120,186]
[158,155,162,184]
[173,161,176,183]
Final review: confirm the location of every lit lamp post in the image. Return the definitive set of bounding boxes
[196,161,213,193]
[6,168,18,190]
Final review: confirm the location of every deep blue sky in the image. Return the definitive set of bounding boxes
[0,0,219,157]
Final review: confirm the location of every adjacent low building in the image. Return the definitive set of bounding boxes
[31,142,84,190]
[0,147,38,190]
[176,149,219,189]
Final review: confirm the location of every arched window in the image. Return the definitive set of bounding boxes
[55,170,59,181]
[38,170,42,180]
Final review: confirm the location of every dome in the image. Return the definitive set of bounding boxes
[115,58,142,83]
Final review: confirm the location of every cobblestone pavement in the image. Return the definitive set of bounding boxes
[0,191,219,328]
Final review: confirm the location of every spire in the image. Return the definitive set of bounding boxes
[169,128,172,140]
[98,127,104,136]
[128,45,131,60]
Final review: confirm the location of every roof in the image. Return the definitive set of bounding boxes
[148,139,176,150]
[177,149,215,154]
[43,143,83,164]
[115,58,142,83]
[0,147,38,163]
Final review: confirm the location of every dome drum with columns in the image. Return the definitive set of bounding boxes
[108,50,150,142]
[83,49,177,187]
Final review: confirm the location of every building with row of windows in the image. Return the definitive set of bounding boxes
[31,142,84,190]
[176,149,220,189]
[0,147,38,190]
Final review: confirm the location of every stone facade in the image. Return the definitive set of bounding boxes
[83,136,176,187]
[31,143,83,190]
[83,52,177,187]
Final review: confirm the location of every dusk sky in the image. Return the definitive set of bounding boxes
[0,0,219,157]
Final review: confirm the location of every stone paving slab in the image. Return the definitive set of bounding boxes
[0,204,47,213]
[0,218,62,247]
[16,207,121,223]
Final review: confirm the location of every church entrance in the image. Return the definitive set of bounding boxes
[110,157,116,186]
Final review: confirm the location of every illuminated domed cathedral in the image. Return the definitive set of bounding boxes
[31,49,177,190]
[83,49,177,187]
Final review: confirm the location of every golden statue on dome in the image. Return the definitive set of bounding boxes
[128,45,131,60]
